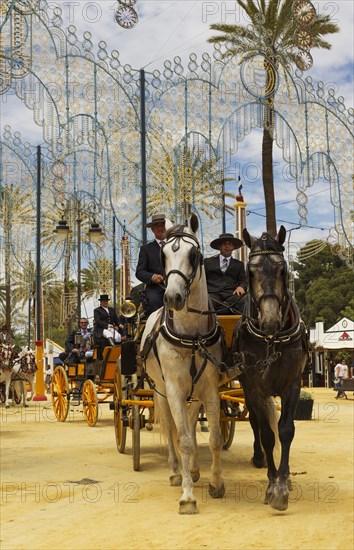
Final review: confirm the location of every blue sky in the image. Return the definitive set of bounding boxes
[1,0,353,257]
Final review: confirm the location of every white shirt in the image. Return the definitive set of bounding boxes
[335,363,348,378]
[220,255,230,271]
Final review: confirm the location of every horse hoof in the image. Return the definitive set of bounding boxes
[269,487,288,511]
[251,456,265,469]
[270,495,288,511]
[145,423,153,431]
[169,474,182,487]
[208,482,225,499]
[191,470,200,482]
[179,500,198,514]
[24,404,29,408]
[5,405,10,409]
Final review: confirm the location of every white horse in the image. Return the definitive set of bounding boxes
[12,348,37,403]
[140,214,225,514]
[0,347,37,407]
[0,344,17,408]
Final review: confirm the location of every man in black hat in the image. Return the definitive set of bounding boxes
[204,233,247,314]
[93,295,123,347]
[135,214,167,315]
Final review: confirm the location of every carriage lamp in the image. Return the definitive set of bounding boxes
[54,218,71,241]
[88,220,104,243]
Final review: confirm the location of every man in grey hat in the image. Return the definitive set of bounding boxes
[135,214,167,315]
[204,232,247,314]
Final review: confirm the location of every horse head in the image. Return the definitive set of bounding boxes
[243,225,288,337]
[162,213,204,311]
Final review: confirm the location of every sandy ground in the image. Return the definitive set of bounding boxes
[1,387,353,550]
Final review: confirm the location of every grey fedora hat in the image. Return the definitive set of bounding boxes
[210,232,243,250]
[146,213,166,228]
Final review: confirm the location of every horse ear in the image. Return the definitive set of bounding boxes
[277,225,286,245]
[165,218,174,231]
[189,213,198,234]
[243,228,253,249]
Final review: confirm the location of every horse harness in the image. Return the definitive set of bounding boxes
[141,228,226,400]
[234,243,309,378]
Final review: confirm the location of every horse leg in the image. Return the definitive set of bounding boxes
[248,406,266,468]
[166,391,198,514]
[27,377,35,402]
[270,386,300,511]
[204,390,225,499]
[188,401,200,482]
[257,398,279,506]
[154,393,181,486]
[5,376,11,408]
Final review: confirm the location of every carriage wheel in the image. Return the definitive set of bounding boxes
[132,401,141,471]
[221,419,236,450]
[114,366,127,453]
[51,366,69,422]
[82,379,98,427]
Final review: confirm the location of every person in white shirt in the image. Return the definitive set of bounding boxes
[334,359,348,399]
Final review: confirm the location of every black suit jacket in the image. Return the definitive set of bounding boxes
[135,240,164,289]
[204,255,247,297]
[65,328,93,353]
[93,306,120,339]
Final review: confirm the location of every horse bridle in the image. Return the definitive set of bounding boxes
[161,231,203,294]
[247,249,289,315]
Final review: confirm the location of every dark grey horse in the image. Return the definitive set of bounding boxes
[232,226,309,511]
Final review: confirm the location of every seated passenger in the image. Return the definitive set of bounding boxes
[204,233,246,315]
[58,317,93,364]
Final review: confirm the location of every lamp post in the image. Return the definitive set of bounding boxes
[54,197,104,324]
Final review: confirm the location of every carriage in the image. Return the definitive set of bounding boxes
[114,218,307,513]
[54,217,306,513]
[51,345,122,426]
[50,303,142,426]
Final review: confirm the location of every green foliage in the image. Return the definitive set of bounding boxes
[299,389,314,401]
[294,242,354,329]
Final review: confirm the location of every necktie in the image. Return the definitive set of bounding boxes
[221,258,228,273]
[159,241,165,247]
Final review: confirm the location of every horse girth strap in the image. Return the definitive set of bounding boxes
[160,307,221,350]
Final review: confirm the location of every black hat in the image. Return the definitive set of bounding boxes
[210,233,243,250]
[146,214,166,228]
[99,294,110,301]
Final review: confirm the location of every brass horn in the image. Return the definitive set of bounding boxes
[121,299,137,318]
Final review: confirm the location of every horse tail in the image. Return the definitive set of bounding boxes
[266,396,280,465]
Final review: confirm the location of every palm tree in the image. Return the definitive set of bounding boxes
[208,0,339,235]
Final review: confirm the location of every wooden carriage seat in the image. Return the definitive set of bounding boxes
[217,315,241,348]
[101,346,122,381]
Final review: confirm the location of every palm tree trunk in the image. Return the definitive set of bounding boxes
[262,58,277,236]
[262,125,277,235]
